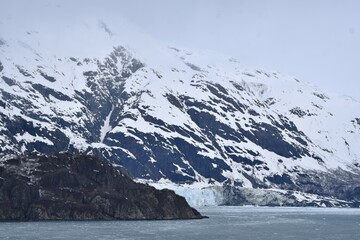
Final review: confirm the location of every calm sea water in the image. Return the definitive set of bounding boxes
[1,206,359,240]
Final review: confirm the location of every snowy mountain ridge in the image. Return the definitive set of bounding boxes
[1,1,360,207]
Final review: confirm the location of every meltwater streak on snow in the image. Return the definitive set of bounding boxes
[0,207,359,240]
[100,106,114,143]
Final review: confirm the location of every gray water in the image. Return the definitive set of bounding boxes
[1,206,360,240]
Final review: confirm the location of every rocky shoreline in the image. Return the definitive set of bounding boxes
[0,153,203,221]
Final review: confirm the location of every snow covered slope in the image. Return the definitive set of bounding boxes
[1,1,360,206]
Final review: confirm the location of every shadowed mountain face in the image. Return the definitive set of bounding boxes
[1,9,360,206]
[0,153,203,220]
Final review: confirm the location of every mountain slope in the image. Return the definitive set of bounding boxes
[1,1,360,206]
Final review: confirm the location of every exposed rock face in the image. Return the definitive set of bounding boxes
[0,153,203,221]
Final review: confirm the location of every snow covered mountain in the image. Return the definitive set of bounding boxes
[1,1,360,207]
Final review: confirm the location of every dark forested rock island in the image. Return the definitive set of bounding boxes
[0,153,203,221]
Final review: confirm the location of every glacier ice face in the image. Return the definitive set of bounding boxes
[146,180,358,208]
[145,180,224,207]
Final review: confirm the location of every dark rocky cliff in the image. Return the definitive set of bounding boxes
[0,153,203,221]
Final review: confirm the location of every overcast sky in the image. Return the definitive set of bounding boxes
[107,0,360,100]
[2,0,360,100]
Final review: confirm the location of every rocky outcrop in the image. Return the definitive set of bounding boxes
[0,153,203,221]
